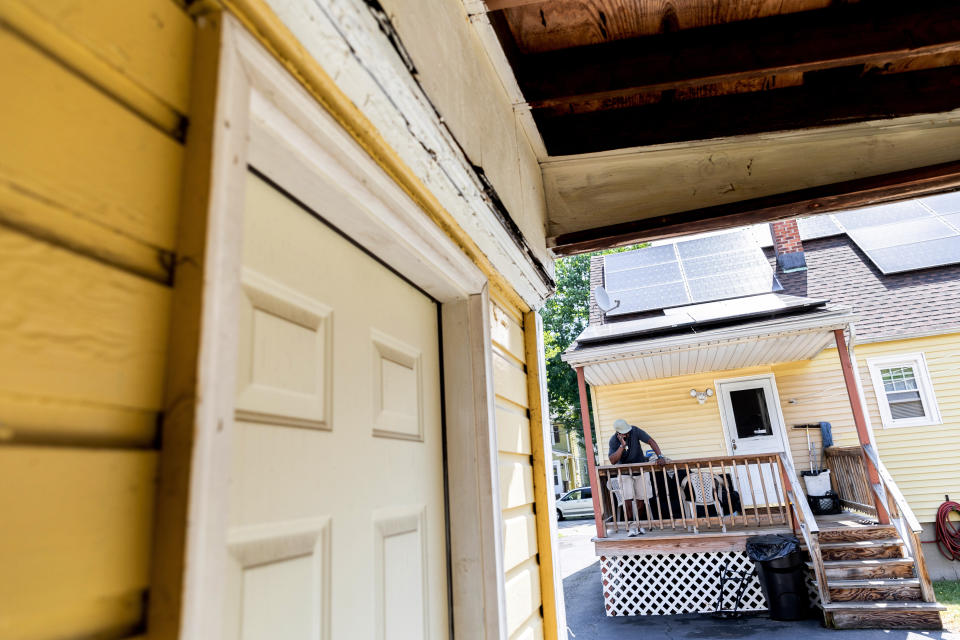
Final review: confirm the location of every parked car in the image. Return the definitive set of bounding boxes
[556,487,593,520]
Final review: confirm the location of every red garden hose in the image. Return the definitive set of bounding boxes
[935,500,960,561]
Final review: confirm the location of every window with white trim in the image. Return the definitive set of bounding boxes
[866,352,942,428]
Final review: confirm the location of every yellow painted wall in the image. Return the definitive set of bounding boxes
[0,2,194,637]
[592,333,960,524]
[491,300,546,640]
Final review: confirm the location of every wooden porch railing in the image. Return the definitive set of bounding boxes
[862,444,936,602]
[595,454,790,536]
[824,445,935,603]
[824,446,878,517]
[777,452,829,607]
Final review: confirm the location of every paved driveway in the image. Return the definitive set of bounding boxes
[556,518,959,640]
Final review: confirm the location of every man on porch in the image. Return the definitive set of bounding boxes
[607,419,666,536]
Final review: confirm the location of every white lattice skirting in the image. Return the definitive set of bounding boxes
[601,552,823,617]
[600,552,767,616]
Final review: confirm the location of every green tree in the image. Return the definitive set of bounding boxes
[540,245,647,445]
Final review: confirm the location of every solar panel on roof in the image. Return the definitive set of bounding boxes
[612,284,692,315]
[687,272,781,304]
[919,191,960,215]
[798,216,842,240]
[604,261,683,291]
[604,243,677,272]
[834,201,931,230]
[603,230,780,316]
[864,235,960,274]
[847,217,956,251]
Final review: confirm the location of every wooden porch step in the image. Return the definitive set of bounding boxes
[824,601,945,630]
[817,525,898,543]
[818,538,905,561]
[828,578,922,602]
[811,558,916,580]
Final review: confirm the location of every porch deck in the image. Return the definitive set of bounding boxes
[594,510,878,555]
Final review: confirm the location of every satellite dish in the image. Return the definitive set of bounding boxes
[594,286,620,314]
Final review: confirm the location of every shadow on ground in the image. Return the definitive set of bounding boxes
[563,561,960,640]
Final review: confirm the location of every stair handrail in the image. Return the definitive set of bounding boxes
[777,453,830,606]
[861,444,935,602]
[862,444,921,533]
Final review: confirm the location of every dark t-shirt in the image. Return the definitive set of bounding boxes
[608,426,653,464]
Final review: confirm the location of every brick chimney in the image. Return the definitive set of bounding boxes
[769,219,807,272]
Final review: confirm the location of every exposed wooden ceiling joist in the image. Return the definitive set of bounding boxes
[549,160,960,255]
[536,64,960,154]
[518,1,960,109]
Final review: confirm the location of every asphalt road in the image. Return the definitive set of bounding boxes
[555,516,959,640]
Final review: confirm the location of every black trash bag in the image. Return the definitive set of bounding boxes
[745,534,800,562]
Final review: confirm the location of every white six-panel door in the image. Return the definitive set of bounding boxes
[224,173,449,639]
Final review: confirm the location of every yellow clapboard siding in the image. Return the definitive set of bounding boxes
[6,0,193,114]
[0,28,184,255]
[0,227,171,428]
[0,446,157,639]
[491,302,526,363]
[0,178,170,282]
[0,389,157,448]
[590,333,960,523]
[500,452,535,510]
[509,614,546,640]
[504,558,543,636]
[502,504,538,572]
[494,350,529,409]
[497,403,532,456]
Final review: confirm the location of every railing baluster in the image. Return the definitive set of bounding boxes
[728,458,748,528]
[721,459,736,530]
[741,457,760,526]
[706,458,724,532]
[661,464,676,530]
[628,467,641,533]
[768,455,787,525]
[683,462,698,533]
[671,462,687,531]
[756,456,774,526]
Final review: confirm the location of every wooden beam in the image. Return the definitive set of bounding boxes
[576,366,605,538]
[536,65,960,154]
[483,0,546,11]
[549,160,960,256]
[519,1,960,109]
[833,329,889,524]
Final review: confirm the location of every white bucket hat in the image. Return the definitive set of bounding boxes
[613,419,631,434]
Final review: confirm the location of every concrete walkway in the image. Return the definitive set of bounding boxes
[557,519,960,640]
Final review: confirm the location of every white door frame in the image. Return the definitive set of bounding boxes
[714,373,795,467]
[158,13,508,640]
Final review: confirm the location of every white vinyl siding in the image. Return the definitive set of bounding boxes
[867,352,942,428]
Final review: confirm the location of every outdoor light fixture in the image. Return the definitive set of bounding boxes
[690,388,714,404]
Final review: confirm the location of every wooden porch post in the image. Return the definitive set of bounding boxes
[576,366,606,537]
[833,328,889,523]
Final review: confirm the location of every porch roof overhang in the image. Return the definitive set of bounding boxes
[562,305,857,387]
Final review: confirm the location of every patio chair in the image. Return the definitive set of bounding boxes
[681,470,727,532]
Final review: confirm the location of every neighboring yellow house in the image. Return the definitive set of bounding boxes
[563,211,960,627]
[551,423,588,497]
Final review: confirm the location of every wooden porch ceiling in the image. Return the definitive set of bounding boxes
[489,0,960,154]
[470,0,960,255]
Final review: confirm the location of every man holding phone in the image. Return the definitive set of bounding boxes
[607,419,667,536]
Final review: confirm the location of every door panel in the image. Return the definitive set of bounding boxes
[719,377,786,508]
[226,173,448,639]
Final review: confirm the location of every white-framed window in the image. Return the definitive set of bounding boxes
[866,352,942,428]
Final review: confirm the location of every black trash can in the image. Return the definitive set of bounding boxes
[745,534,809,621]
